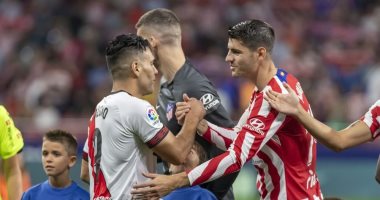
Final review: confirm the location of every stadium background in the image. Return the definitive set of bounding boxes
[0,0,380,199]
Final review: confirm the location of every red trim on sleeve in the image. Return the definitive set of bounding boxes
[146,126,169,148]
[82,152,88,161]
[202,126,212,142]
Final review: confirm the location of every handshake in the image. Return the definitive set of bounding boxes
[175,93,205,125]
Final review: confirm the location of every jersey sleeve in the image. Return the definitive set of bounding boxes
[127,100,169,148]
[21,191,31,200]
[188,91,286,186]
[0,106,24,159]
[82,114,95,161]
[181,81,222,115]
[361,100,380,139]
[82,138,89,161]
[202,122,237,151]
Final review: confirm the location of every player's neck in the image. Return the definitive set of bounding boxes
[254,61,277,91]
[48,173,72,188]
[112,79,142,98]
[158,45,185,83]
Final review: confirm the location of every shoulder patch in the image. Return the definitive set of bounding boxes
[146,107,161,127]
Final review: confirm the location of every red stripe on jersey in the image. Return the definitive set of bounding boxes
[369,105,380,136]
[88,114,96,184]
[255,166,268,198]
[212,128,234,150]
[361,101,380,138]
[88,114,111,198]
[257,151,281,199]
[223,132,246,175]
[250,93,263,117]
[146,126,169,148]
[202,127,212,143]
[94,169,112,198]
[191,153,230,185]
[82,152,88,161]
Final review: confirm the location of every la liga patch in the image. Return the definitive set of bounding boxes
[147,107,160,127]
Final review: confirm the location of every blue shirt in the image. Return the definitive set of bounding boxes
[163,186,217,200]
[21,180,89,200]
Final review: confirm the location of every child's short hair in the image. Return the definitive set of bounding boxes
[192,142,207,165]
[43,129,78,156]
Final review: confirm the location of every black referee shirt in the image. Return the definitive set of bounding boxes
[157,59,237,200]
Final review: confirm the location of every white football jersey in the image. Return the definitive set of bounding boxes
[83,91,169,200]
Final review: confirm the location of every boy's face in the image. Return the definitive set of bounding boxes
[41,140,76,177]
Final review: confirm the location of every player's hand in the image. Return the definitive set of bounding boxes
[187,97,205,121]
[264,83,300,116]
[131,173,180,198]
[175,93,191,125]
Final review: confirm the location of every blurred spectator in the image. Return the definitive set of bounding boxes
[0,0,379,127]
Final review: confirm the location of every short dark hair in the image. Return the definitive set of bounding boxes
[135,8,180,29]
[43,129,78,156]
[193,142,207,164]
[136,8,181,45]
[105,33,150,80]
[228,19,275,53]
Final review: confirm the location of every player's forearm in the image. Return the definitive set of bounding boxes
[5,166,23,200]
[294,105,344,151]
[189,149,242,186]
[174,115,202,162]
[196,119,209,135]
[198,120,236,150]
[173,172,191,188]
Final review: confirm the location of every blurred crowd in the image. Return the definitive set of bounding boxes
[1,0,379,131]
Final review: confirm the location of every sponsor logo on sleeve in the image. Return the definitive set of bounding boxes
[200,93,220,111]
[147,107,160,127]
[243,118,265,135]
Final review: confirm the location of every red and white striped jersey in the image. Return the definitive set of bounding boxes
[361,100,380,138]
[189,69,323,200]
[83,91,168,200]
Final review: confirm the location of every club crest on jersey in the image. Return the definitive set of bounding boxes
[200,93,220,111]
[147,107,160,126]
[166,103,174,121]
[243,118,265,135]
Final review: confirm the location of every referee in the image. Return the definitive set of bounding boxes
[136,8,238,200]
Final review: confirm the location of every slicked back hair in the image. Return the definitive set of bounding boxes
[228,19,275,53]
[136,8,181,45]
[43,129,78,156]
[105,33,150,80]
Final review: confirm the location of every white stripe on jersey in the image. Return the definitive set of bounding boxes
[187,152,234,184]
[260,145,287,199]
[188,132,256,185]
[234,106,251,132]
[363,110,374,129]
[208,122,237,150]
[255,156,274,200]
[258,112,285,151]
[362,100,380,138]
[256,173,263,194]
[374,122,380,138]
[228,132,255,166]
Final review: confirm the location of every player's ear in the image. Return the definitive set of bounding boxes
[131,61,140,77]
[68,155,77,168]
[257,47,267,60]
[148,36,159,48]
